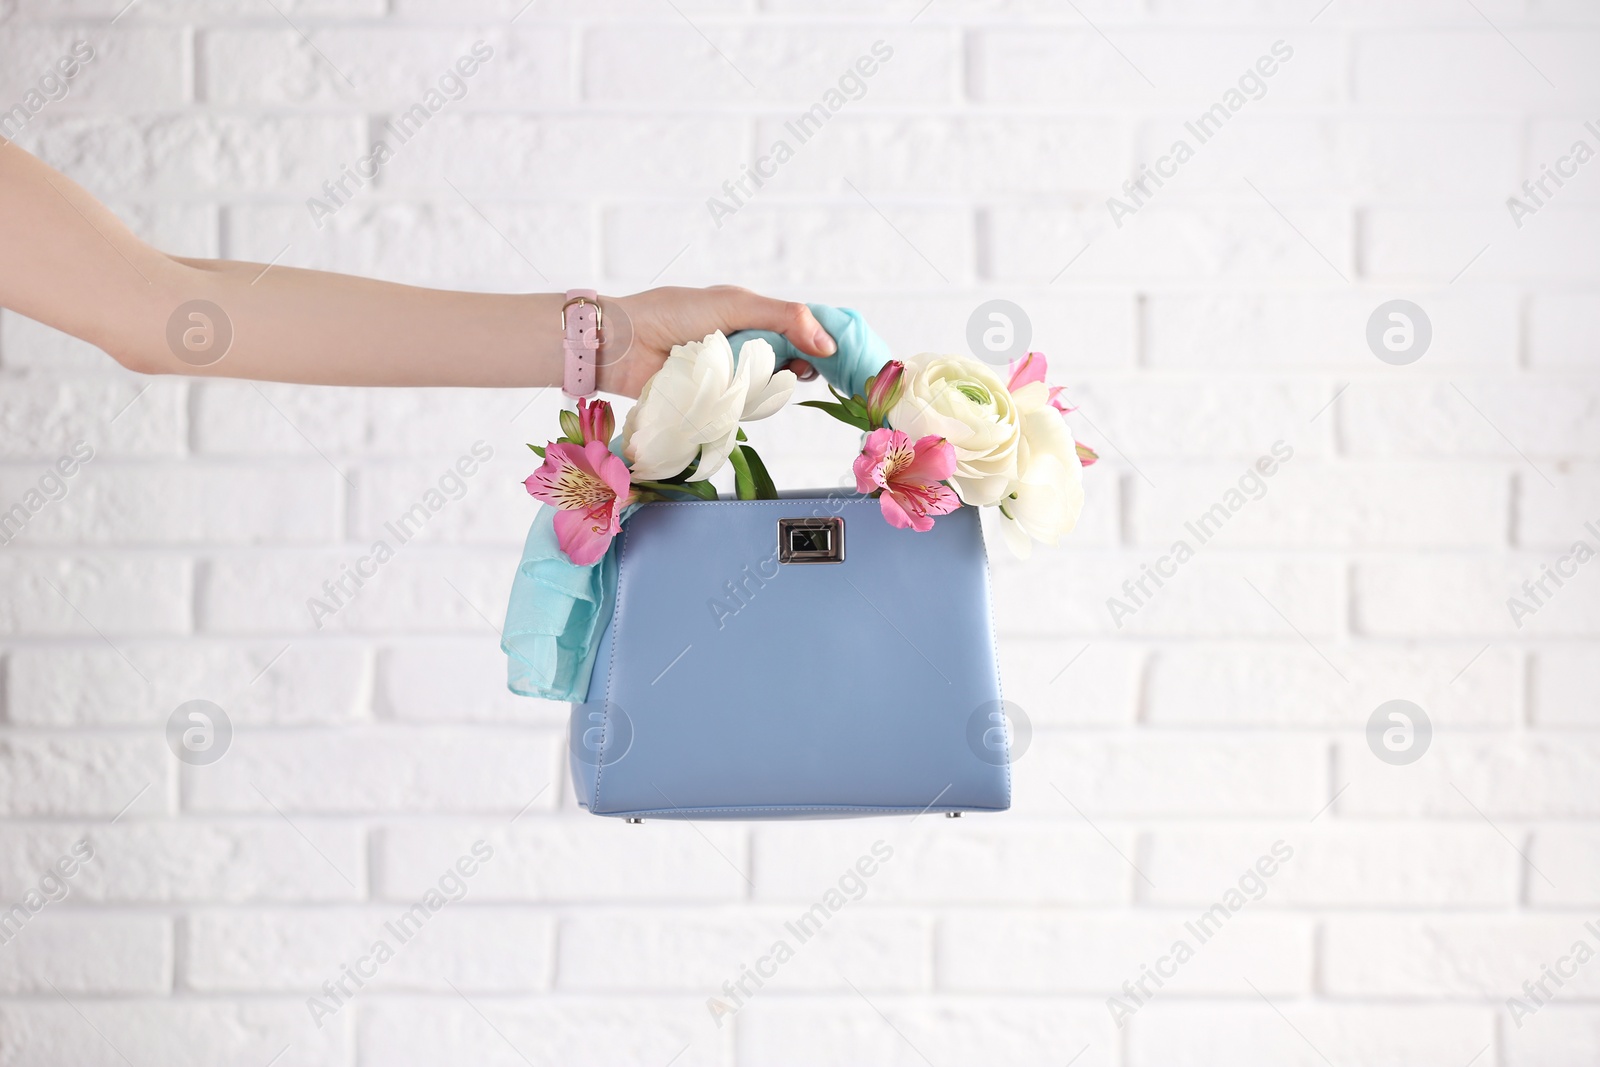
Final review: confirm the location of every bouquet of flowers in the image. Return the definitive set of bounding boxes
[523,331,1097,565]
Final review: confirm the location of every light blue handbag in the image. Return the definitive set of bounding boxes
[568,491,1010,820]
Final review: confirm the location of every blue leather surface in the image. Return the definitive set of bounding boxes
[569,492,1008,819]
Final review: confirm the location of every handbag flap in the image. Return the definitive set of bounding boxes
[576,494,1008,818]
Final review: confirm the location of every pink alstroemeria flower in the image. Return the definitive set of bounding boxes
[524,440,634,565]
[1007,351,1075,415]
[853,428,960,532]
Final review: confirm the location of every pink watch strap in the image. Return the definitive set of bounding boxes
[561,289,602,398]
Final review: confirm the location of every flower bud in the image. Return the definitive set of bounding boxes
[1007,352,1046,392]
[577,396,615,445]
[559,408,582,444]
[864,360,905,427]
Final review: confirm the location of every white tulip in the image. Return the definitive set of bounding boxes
[886,353,1022,507]
[620,331,795,482]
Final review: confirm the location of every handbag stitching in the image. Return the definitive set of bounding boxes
[608,806,998,812]
[608,804,1007,816]
[628,498,858,508]
[976,516,1011,810]
[592,518,633,814]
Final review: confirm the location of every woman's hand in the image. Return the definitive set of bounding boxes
[600,285,836,398]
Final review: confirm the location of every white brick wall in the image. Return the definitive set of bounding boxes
[1,0,1597,1063]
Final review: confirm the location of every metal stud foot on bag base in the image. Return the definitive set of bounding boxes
[625,817,644,824]
[946,812,962,818]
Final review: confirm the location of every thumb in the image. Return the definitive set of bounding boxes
[725,292,837,359]
[732,304,889,400]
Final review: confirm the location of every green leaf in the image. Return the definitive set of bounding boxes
[526,443,546,458]
[632,478,719,501]
[736,427,748,442]
[739,444,779,500]
[684,479,721,500]
[798,400,872,431]
[727,446,757,500]
[822,384,872,422]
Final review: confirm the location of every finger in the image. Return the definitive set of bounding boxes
[782,358,818,382]
[728,291,836,359]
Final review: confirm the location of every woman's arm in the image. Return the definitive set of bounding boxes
[0,141,834,396]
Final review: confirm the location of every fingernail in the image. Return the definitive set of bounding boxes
[796,363,818,381]
[813,328,836,356]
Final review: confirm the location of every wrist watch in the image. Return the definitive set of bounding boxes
[560,288,603,399]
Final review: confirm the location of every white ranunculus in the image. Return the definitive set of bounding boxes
[620,331,795,482]
[997,383,1085,559]
[886,353,1022,507]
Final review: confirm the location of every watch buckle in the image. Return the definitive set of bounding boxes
[561,296,603,332]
